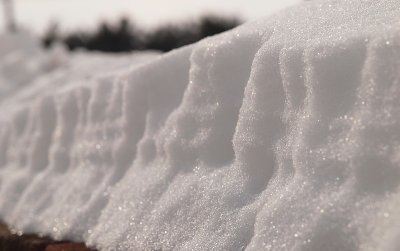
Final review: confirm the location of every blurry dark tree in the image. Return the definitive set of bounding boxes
[199,15,241,37]
[145,24,199,52]
[145,15,241,52]
[85,18,142,52]
[42,15,242,52]
[42,22,59,48]
[62,18,141,52]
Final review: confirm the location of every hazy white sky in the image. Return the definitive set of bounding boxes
[2,0,301,33]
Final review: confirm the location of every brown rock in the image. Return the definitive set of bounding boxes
[0,234,51,251]
[45,243,94,251]
[0,222,11,236]
[0,222,96,251]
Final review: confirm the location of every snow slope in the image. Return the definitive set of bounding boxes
[1,0,400,250]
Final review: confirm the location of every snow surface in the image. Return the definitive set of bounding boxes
[1,0,400,250]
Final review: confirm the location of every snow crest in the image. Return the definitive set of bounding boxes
[1,0,400,250]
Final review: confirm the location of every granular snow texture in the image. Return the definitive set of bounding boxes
[1,0,400,250]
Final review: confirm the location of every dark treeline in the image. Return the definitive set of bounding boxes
[43,15,242,53]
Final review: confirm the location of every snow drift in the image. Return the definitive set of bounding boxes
[1,0,400,250]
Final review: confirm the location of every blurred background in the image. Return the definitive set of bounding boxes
[1,0,300,52]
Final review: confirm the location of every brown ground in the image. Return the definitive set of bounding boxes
[0,222,96,251]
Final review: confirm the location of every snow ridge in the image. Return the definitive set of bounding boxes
[1,0,400,250]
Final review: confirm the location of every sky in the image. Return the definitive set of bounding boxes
[2,0,301,33]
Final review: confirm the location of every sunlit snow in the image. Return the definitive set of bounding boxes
[1,0,400,250]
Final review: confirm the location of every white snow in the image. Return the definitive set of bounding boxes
[1,0,400,250]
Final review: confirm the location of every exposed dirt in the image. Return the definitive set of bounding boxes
[0,222,96,251]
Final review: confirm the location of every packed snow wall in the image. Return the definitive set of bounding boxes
[1,0,400,250]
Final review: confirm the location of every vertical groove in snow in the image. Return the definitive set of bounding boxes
[233,44,285,194]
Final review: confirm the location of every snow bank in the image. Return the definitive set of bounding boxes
[1,0,400,250]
